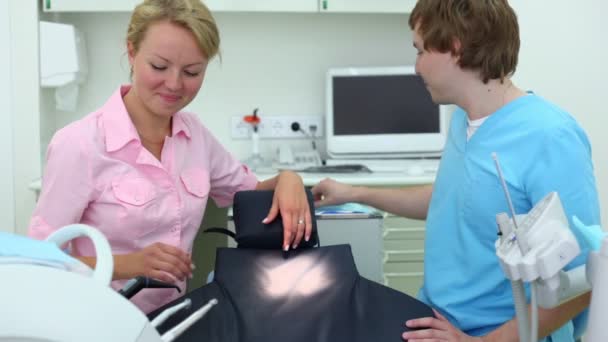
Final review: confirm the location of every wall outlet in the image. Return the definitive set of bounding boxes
[231,115,324,139]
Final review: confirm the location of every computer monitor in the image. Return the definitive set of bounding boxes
[325,66,448,159]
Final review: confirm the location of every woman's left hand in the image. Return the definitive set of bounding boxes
[263,171,312,251]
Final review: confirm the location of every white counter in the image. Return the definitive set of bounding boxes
[257,171,435,186]
[256,159,439,186]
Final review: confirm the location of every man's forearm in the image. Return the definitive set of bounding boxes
[352,184,432,220]
[482,291,591,342]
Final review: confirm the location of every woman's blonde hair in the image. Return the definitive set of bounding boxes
[127,0,220,59]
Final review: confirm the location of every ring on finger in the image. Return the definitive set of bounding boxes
[297,218,304,225]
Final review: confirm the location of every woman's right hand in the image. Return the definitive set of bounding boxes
[311,178,356,207]
[119,242,193,284]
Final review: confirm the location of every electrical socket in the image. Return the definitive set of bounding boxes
[231,115,324,139]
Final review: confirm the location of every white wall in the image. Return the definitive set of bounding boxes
[0,0,15,232]
[10,0,40,234]
[28,3,608,228]
[46,12,416,159]
[510,0,608,226]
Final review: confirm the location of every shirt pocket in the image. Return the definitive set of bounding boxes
[180,167,210,199]
[112,176,157,206]
[111,176,160,240]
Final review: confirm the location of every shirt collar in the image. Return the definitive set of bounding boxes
[172,110,192,139]
[102,85,191,153]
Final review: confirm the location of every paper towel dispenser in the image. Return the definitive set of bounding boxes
[39,21,87,88]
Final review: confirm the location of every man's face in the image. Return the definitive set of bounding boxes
[412,24,460,105]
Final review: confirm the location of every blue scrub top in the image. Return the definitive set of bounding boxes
[419,94,600,340]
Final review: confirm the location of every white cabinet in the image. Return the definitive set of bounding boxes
[42,0,318,12]
[42,0,416,13]
[382,215,425,297]
[204,0,317,13]
[316,216,385,284]
[319,0,416,13]
[43,0,139,12]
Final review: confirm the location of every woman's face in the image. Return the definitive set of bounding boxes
[128,20,208,119]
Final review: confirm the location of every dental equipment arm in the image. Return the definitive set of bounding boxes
[494,192,607,342]
[45,223,114,285]
[119,276,181,299]
[160,298,218,342]
[491,153,604,342]
[0,224,216,342]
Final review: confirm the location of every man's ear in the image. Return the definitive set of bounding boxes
[451,38,462,62]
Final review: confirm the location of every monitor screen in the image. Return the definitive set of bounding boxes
[333,75,439,135]
[326,66,447,158]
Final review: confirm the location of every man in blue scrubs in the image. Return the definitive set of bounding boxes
[311,1,600,341]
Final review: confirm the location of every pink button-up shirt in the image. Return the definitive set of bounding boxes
[29,85,258,313]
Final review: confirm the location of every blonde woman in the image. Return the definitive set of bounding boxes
[29,0,312,313]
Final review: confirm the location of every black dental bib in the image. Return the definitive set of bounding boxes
[150,244,434,342]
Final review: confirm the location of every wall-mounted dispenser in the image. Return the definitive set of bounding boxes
[39,21,88,111]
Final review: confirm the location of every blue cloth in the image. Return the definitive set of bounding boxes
[419,94,600,341]
[316,203,376,215]
[571,216,606,252]
[0,231,76,267]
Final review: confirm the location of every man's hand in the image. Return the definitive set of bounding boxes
[402,309,483,342]
[311,178,355,207]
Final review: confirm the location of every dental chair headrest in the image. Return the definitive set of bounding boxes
[231,189,319,250]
